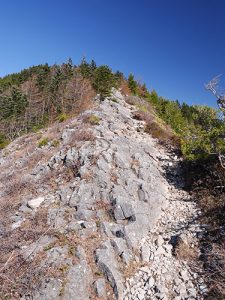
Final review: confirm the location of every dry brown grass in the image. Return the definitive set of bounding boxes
[125,95,181,149]
[81,170,94,182]
[174,238,198,261]
[204,244,225,298]
[110,172,118,184]
[131,108,180,149]
[122,260,148,279]
[82,114,100,126]
[0,208,51,299]
[68,127,96,145]
[119,80,131,96]
[183,159,225,298]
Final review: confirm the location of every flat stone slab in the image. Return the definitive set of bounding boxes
[27,196,45,209]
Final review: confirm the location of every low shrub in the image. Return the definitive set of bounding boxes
[57,113,68,122]
[0,132,9,149]
[83,114,100,125]
[38,137,49,147]
[111,98,118,103]
[51,139,60,147]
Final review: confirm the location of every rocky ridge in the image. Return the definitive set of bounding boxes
[0,89,206,299]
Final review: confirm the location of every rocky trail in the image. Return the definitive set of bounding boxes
[0,90,206,299]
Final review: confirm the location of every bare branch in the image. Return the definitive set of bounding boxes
[205,75,225,111]
[218,153,225,169]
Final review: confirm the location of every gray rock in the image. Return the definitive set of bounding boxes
[64,147,77,166]
[111,238,132,264]
[148,277,155,288]
[113,197,136,221]
[62,261,92,300]
[111,237,128,256]
[156,236,164,247]
[31,163,50,176]
[31,279,62,300]
[62,128,76,144]
[137,289,145,300]
[155,245,165,256]
[94,278,106,297]
[12,219,24,229]
[180,270,189,282]
[141,244,150,262]
[96,241,124,300]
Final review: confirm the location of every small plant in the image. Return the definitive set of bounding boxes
[174,238,197,261]
[95,271,104,277]
[51,139,60,147]
[43,244,54,251]
[111,98,118,103]
[57,113,68,122]
[38,137,49,147]
[136,104,148,113]
[59,279,67,296]
[58,264,70,273]
[84,114,100,125]
[0,132,9,149]
[31,123,45,133]
[68,246,76,256]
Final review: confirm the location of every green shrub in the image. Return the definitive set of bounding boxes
[86,115,100,125]
[136,104,148,113]
[0,132,9,149]
[38,137,49,147]
[111,98,118,103]
[51,139,60,147]
[128,73,138,95]
[92,65,116,100]
[57,113,68,122]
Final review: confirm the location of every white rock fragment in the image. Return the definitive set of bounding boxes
[27,196,45,209]
[12,219,24,229]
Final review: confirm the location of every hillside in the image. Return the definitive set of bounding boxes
[0,62,225,299]
[0,88,208,299]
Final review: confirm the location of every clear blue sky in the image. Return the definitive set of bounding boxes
[1,0,225,107]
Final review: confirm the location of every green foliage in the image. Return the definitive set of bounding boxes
[0,132,9,149]
[79,59,119,100]
[136,104,148,113]
[114,71,124,85]
[38,137,49,148]
[51,139,60,147]
[79,57,96,79]
[31,116,49,132]
[0,64,51,91]
[111,98,119,103]
[0,87,28,120]
[85,114,100,125]
[36,64,51,89]
[57,113,68,122]
[92,65,116,100]
[128,73,138,95]
[146,89,225,160]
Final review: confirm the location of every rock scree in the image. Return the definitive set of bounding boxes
[1,89,206,299]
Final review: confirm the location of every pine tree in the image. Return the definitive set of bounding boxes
[1,87,28,119]
[128,73,138,95]
[92,65,116,100]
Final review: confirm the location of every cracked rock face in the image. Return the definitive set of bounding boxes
[1,89,206,299]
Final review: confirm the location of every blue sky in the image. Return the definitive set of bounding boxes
[1,0,225,107]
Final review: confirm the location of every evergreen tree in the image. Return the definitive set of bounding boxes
[92,65,116,100]
[128,73,138,95]
[90,59,97,72]
[79,57,92,79]
[0,87,28,119]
